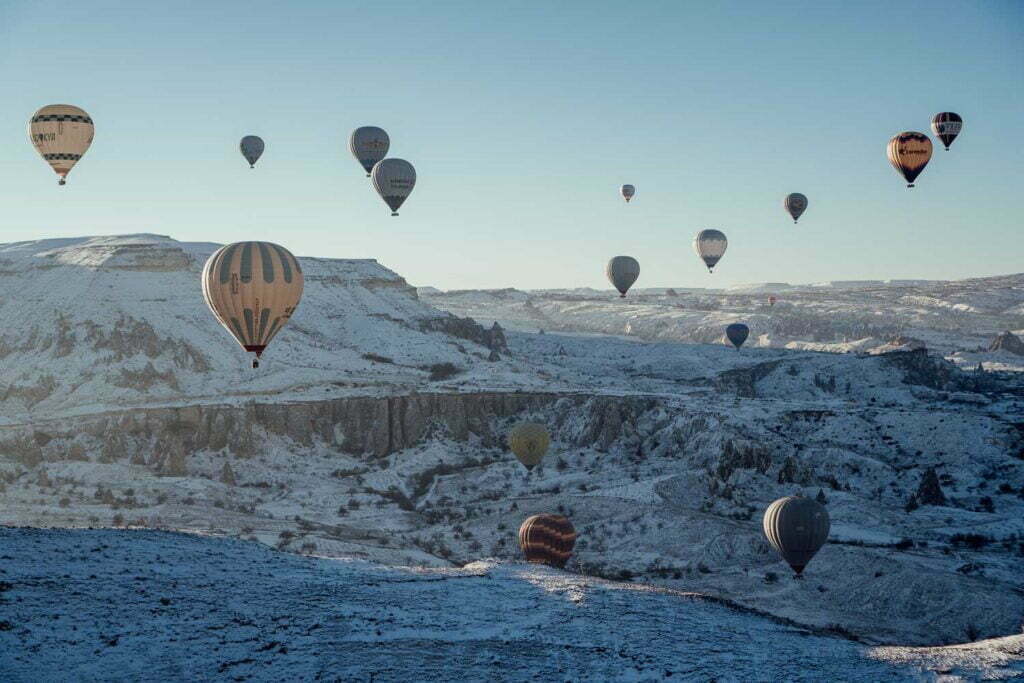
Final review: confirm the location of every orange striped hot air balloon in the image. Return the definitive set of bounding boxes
[519,515,576,569]
[201,241,304,368]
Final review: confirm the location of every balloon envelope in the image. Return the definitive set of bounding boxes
[693,229,728,272]
[726,323,749,349]
[620,184,635,202]
[519,514,576,568]
[371,158,416,215]
[201,242,304,365]
[930,112,962,151]
[508,422,550,470]
[784,193,808,223]
[240,135,265,168]
[350,126,390,176]
[606,256,640,297]
[28,104,94,185]
[763,496,830,575]
[887,132,932,187]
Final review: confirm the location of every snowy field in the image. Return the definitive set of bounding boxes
[420,274,1024,373]
[1,528,1022,682]
[1,234,1023,675]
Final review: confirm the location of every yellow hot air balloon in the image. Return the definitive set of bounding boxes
[201,242,304,368]
[28,105,94,185]
[508,422,550,470]
[887,132,932,188]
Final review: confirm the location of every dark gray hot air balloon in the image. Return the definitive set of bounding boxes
[371,158,416,216]
[784,193,808,223]
[349,126,390,176]
[763,496,830,576]
[930,112,962,151]
[693,229,727,273]
[606,256,640,297]
[726,323,749,349]
[887,132,932,188]
[240,136,265,168]
[620,184,635,203]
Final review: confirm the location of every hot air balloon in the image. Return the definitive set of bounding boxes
[371,158,416,216]
[726,323,749,349]
[201,242,304,368]
[768,295,777,307]
[784,193,808,223]
[763,496,830,576]
[519,515,576,569]
[28,105,94,186]
[930,112,962,151]
[606,256,640,298]
[620,184,635,203]
[693,229,728,273]
[350,126,390,176]
[887,132,932,188]
[239,136,264,168]
[508,422,550,470]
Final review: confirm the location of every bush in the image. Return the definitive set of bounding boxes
[362,353,394,364]
[764,572,778,584]
[894,538,914,550]
[424,363,461,381]
[950,533,991,549]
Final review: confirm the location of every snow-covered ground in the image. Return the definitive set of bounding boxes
[1,528,1021,682]
[2,234,1024,676]
[420,274,1024,372]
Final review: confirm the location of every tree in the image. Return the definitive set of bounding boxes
[916,468,947,506]
[220,461,236,486]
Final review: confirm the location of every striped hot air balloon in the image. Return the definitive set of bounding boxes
[887,132,932,188]
[28,104,94,185]
[693,229,728,273]
[201,242,304,368]
[763,496,830,576]
[519,515,577,569]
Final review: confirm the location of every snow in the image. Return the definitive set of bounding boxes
[1,528,1021,682]
[2,234,1024,677]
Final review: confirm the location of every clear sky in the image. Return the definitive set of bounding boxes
[1,1,1021,290]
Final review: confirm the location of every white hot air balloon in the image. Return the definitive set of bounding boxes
[620,184,635,203]
[371,158,416,216]
[28,104,94,185]
[349,126,390,177]
[693,229,728,273]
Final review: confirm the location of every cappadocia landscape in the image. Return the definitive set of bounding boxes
[1,2,1022,681]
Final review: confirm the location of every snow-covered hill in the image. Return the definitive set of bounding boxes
[421,274,1024,372]
[0,235,529,419]
[1,528,1021,682]
[2,234,1023,659]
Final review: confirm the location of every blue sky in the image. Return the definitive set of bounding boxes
[1,1,1021,289]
